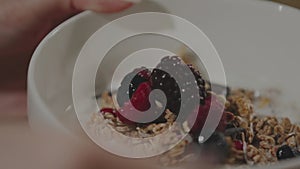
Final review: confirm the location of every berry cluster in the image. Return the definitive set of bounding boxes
[113,56,207,124]
[150,56,206,118]
[101,56,226,137]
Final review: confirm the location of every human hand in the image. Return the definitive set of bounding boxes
[0,121,159,169]
[0,121,212,169]
[0,0,135,118]
[0,0,135,57]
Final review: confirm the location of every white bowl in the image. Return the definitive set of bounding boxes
[28,0,300,168]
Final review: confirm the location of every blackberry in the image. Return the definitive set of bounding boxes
[117,67,151,107]
[150,56,206,117]
[151,68,181,115]
[277,145,295,160]
[187,64,206,105]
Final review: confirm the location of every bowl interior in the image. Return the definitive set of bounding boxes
[29,0,300,168]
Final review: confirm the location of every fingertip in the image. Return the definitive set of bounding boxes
[98,1,133,13]
[121,0,141,3]
[71,0,134,13]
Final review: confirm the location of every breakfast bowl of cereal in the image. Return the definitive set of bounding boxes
[28,0,300,168]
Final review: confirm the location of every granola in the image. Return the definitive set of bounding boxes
[89,56,300,167]
[93,88,300,167]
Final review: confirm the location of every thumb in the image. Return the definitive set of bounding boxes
[0,0,135,57]
[67,0,136,13]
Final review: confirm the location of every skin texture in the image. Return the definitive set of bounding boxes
[0,0,133,56]
[0,2,213,168]
[0,121,159,169]
[0,0,133,119]
[0,1,162,168]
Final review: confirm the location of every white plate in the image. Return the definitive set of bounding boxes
[28,0,300,168]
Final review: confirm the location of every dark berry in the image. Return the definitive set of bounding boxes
[115,56,208,125]
[150,56,206,117]
[187,64,206,104]
[234,140,243,150]
[292,149,300,156]
[151,68,181,115]
[117,67,151,107]
[276,145,295,160]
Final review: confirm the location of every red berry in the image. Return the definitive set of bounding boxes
[234,140,243,150]
[117,67,151,107]
[118,100,153,125]
[130,82,151,111]
[117,102,138,125]
[100,108,118,115]
[188,94,226,138]
[114,82,152,125]
[99,81,152,126]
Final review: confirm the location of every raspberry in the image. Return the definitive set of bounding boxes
[117,67,151,107]
[188,93,226,138]
[107,82,152,125]
[117,101,140,125]
[100,108,117,114]
[234,140,243,150]
[130,82,151,111]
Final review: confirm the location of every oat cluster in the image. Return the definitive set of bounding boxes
[98,92,177,138]
[225,89,300,165]
[91,89,300,167]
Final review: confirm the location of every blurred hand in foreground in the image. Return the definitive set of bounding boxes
[0,0,135,57]
[0,121,157,169]
[0,121,215,169]
[0,0,135,118]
